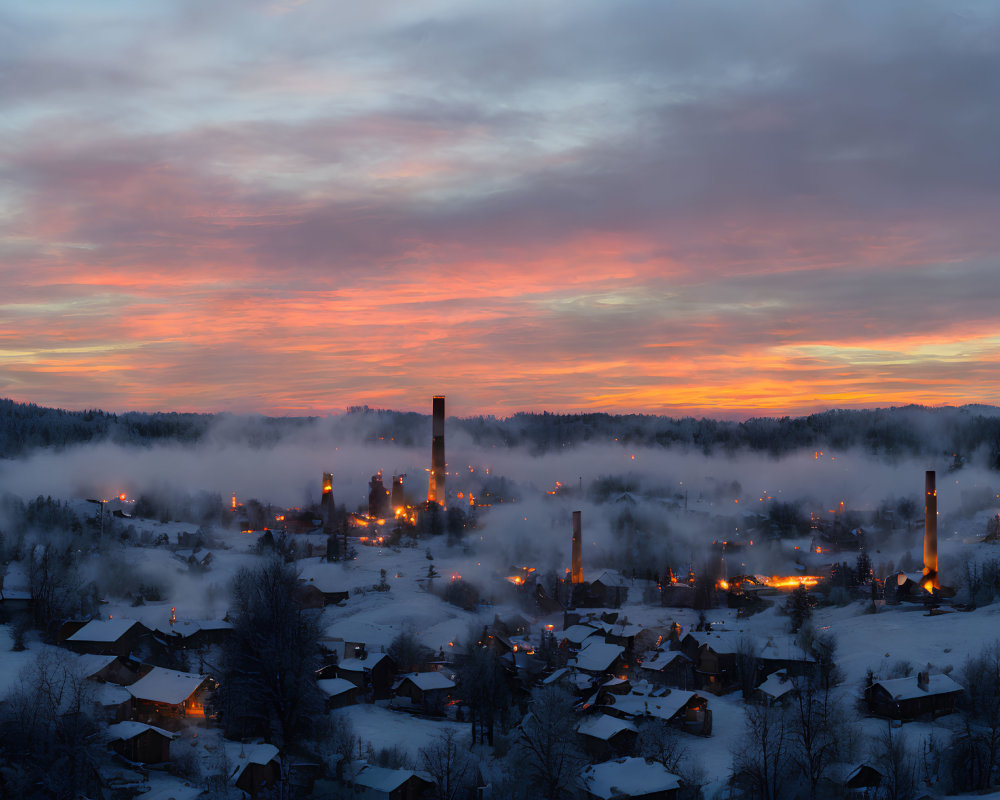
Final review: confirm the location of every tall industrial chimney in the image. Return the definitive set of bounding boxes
[428,396,446,505]
[390,474,405,511]
[571,510,583,584]
[321,472,335,535]
[923,470,939,589]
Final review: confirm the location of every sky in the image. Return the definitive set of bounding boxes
[2,0,1000,418]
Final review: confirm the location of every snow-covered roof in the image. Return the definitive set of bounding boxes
[106,721,176,742]
[582,756,680,799]
[128,667,210,705]
[338,653,391,672]
[873,673,963,700]
[75,653,119,678]
[66,618,144,643]
[542,667,570,685]
[639,650,690,671]
[603,690,698,722]
[138,780,205,800]
[757,671,795,700]
[298,562,349,594]
[576,713,637,741]
[95,682,131,706]
[318,678,357,697]
[571,641,624,673]
[230,743,280,783]
[397,671,455,691]
[562,624,602,646]
[591,570,629,588]
[354,765,432,793]
[154,619,232,638]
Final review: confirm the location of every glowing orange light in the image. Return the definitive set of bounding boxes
[718,579,729,590]
[118,493,127,502]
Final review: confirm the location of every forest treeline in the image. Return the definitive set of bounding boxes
[4,397,1000,467]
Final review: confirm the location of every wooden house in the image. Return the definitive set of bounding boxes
[589,571,630,608]
[296,562,351,608]
[639,650,695,690]
[318,677,359,710]
[64,618,150,657]
[582,757,680,800]
[231,744,280,798]
[106,721,176,764]
[127,667,214,729]
[336,652,396,700]
[571,640,626,678]
[576,713,638,760]
[154,618,233,650]
[350,765,435,800]
[865,672,963,720]
[599,689,711,736]
[392,672,455,716]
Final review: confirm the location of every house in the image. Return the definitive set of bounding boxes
[825,763,883,798]
[297,562,351,608]
[639,650,695,690]
[576,713,638,760]
[231,744,281,798]
[335,652,396,699]
[865,672,963,720]
[350,765,435,800]
[76,653,138,686]
[582,757,680,800]
[127,667,214,728]
[106,721,176,764]
[64,618,150,657]
[393,672,455,715]
[318,677,359,710]
[154,618,233,650]
[599,689,711,735]
[93,682,133,722]
[589,571,630,608]
[570,640,626,677]
[755,670,797,705]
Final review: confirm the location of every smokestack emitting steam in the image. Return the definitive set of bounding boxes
[572,510,583,584]
[923,470,939,590]
[428,396,446,505]
[321,472,335,534]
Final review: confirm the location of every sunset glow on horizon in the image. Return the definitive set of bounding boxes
[3,1,1000,419]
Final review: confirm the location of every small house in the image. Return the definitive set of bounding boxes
[106,721,176,764]
[64,618,150,657]
[336,652,396,699]
[128,667,214,728]
[589,571,630,608]
[393,672,455,716]
[576,713,638,760]
[231,744,280,798]
[639,650,695,690]
[865,672,963,720]
[582,757,680,800]
[318,677,359,710]
[351,765,435,800]
[571,640,626,677]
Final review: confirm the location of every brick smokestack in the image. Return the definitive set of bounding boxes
[571,510,583,584]
[923,470,939,590]
[321,473,335,535]
[428,396,446,505]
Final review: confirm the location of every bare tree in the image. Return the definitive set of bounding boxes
[514,685,585,800]
[875,722,917,800]
[420,730,475,800]
[0,650,102,798]
[731,702,792,800]
[637,718,687,772]
[951,640,1000,791]
[215,557,326,798]
[788,674,853,800]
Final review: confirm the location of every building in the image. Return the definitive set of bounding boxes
[865,672,963,720]
[582,757,680,800]
[127,667,214,728]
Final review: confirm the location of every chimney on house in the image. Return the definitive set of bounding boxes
[321,472,335,535]
[923,471,939,590]
[571,510,583,584]
[428,396,446,506]
[917,671,929,691]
